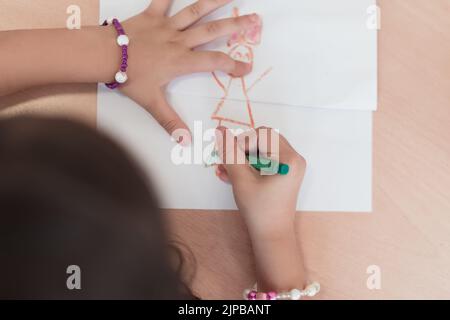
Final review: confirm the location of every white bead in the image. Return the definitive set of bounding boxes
[304,282,321,297]
[302,289,310,297]
[115,71,128,84]
[278,293,289,300]
[290,289,302,300]
[117,34,129,46]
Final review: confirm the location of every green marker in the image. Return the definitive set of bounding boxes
[247,154,290,176]
[207,150,289,176]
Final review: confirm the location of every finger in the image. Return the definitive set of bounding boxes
[215,165,231,184]
[148,91,191,144]
[215,126,255,180]
[256,126,306,169]
[255,126,276,158]
[171,0,232,30]
[180,51,252,77]
[182,13,260,48]
[147,0,172,16]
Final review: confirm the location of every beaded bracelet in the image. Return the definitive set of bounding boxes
[243,282,320,300]
[102,18,129,90]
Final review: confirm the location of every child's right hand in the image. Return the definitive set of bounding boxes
[215,126,307,291]
[215,126,306,240]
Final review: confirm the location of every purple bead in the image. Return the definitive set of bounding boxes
[267,292,277,300]
[106,82,119,89]
[247,291,257,300]
[102,18,129,90]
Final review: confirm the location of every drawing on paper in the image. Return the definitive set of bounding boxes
[205,8,272,169]
[210,7,272,129]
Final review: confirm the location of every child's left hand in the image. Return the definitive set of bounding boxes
[0,0,257,143]
[114,0,258,142]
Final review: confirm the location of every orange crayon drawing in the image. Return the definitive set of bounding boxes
[211,7,272,129]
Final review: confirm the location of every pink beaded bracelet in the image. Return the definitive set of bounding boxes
[243,282,320,301]
[102,18,129,90]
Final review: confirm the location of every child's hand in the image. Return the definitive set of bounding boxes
[215,126,306,240]
[215,126,307,291]
[115,0,258,142]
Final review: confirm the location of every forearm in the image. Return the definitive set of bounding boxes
[0,26,119,96]
[250,223,306,292]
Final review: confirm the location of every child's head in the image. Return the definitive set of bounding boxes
[0,116,194,299]
[227,7,262,64]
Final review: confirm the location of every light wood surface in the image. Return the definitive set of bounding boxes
[1,0,449,299]
[0,0,98,127]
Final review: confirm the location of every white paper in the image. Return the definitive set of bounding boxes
[98,88,372,212]
[100,0,378,111]
[99,0,373,212]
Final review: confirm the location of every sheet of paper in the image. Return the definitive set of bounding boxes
[100,0,378,111]
[98,88,372,212]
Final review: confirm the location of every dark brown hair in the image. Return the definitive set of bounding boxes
[0,116,193,299]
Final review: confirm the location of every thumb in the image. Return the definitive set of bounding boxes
[215,126,255,180]
[149,91,191,145]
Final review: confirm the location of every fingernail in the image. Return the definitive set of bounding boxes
[228,62,252,78]
[215,168,231,185]
[178,133,192,147]
[249,13,260,23]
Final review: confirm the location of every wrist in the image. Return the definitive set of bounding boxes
[93,25,122,84]
[248,223,297,247]
[250,228,305,291]
[1,27,119,94]
[243,210,297,243]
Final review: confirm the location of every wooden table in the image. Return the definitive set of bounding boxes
[1,0,449,299]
